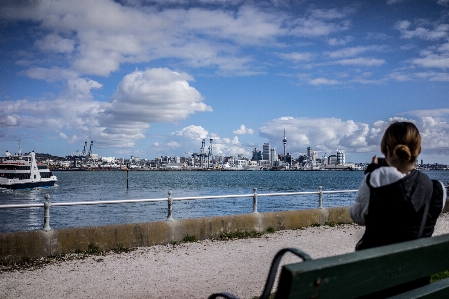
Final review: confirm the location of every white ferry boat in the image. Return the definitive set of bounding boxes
[0,150,57,189]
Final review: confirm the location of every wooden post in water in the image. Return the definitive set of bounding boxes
[126,163,129,189]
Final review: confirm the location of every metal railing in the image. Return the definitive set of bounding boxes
[0,186,358,232]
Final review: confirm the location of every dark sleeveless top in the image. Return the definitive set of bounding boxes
[356,169,444,250]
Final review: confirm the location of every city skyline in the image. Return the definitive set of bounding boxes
[1,0,449,164]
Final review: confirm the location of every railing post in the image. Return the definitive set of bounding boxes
[43,194,51,231]
[253,188,258,214]
[167,190,174,221]
[318,186,323,209]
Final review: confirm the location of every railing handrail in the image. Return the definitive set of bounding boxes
[0,189,358,209]
[0,187,359,232]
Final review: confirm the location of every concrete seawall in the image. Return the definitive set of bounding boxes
[0,206,352,262]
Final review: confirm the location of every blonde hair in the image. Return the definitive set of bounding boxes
[380,121,421,163]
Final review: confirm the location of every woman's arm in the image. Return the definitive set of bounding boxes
[350,174,370,225]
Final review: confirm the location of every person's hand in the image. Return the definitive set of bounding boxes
[371,155,378,164]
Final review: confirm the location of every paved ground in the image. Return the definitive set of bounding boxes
[1,213,449,299]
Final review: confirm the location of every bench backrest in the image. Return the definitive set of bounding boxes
[276,233,449,299]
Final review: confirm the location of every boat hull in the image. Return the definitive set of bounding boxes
[0,180,56,190]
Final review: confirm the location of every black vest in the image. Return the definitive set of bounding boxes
[356,170,443,250]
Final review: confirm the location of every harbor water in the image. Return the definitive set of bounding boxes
[1,170,448,233]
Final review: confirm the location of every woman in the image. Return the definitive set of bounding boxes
[350,121,446,251]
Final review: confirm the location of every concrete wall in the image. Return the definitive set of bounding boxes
[3,200,448,262]
[0,206,351,262]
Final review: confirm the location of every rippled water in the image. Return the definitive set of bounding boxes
[1,170,448,233]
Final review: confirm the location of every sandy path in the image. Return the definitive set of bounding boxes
[1,213,449,299]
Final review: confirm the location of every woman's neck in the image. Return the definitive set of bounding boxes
[390,161,415,174]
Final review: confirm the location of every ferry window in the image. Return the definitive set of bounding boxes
[34,175,36,179]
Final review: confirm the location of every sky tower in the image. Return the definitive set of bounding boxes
[282,128,287,155]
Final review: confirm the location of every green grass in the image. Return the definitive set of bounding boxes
[266,227,275,233]
[431,270,449,283]
[324,221,346,227]
[219,230,262,240]
[182,234,198,243]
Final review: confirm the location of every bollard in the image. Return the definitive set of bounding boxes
[167,190,174,221]
[253,188,258,214]
[43,194,51,231]
[318,186,323,209]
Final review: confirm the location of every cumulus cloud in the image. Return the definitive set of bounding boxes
[258,113,449,158]
[326,46,383,58]
[233,125,254,135]
[259,117,380,156]
[0,0,356,77]
[0,67,212,149]
[395,20,449,41]
[277,52,314,62]
[33,34,75,53]
[308,78,340,85]
[93,68,212,147]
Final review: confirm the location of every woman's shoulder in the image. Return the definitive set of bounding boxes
[369,166,405,188]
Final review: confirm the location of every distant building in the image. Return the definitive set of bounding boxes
[337,150,345,165]
[252,148,262,161]
[328,155,337,165]
[307,147,314,158]
[270,148,277,165]
[263,143,271,161]
[297,155,307,164]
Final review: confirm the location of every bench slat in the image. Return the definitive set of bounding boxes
[387,277,449,299]
[275,234,449,299]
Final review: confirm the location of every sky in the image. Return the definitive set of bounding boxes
[0,0,449,164]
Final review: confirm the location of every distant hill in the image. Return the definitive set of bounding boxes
[35,153,64,161]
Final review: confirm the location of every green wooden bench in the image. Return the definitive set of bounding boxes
[208,233,449,299]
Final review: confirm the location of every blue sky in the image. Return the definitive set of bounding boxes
[1,0,449,164]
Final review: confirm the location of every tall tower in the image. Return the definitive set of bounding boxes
[282,128,287,156]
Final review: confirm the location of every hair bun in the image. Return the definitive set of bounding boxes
[393,144,412,163]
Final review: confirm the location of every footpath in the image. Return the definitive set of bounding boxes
[1,213,449,299]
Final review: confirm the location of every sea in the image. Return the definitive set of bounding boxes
[1,170,448,233]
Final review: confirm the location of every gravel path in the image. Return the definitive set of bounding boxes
[1,213,449,299]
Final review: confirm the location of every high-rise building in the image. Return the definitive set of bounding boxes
[307,147,314,158]
[328,155,337,165]
[252,148,262,161]
[270,148,277,165]
[337,149,345,165]
[282,128,287,155]
[263,143,271,161]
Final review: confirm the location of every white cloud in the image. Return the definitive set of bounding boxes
[412,53,449,69]
[0,67,212,150]
[277,52,314,62]
[259,117,379,156]
[167,141,180,147]
[0,1,357,77]
[334,58,385,66]
[326,46,382,58]
[24,67,78,83]
[233,124,254,135]
[308,78,340,85]
[173,125,209,140]
[165,125,251,157]
[94,68,212,147]
[258,113,449,157]
[395,20,449,41]
[33,34,75,53]
[327,36,352,46]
